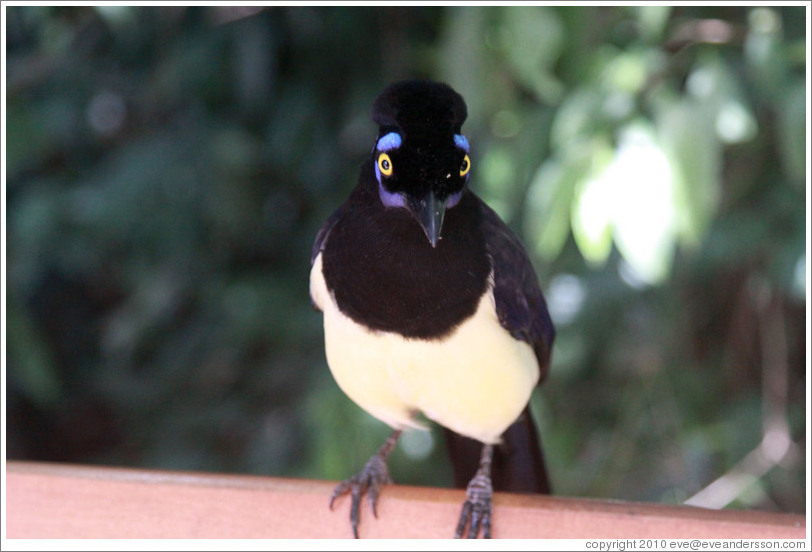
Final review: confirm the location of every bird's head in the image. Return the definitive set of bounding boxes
[370,80,471,248]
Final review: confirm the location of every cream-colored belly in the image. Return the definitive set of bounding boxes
[310,253,538,445]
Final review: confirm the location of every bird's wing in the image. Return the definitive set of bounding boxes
[443,198,555,495]
[311,204,345,266]
[310,204,346,310]
[478,198,555,380]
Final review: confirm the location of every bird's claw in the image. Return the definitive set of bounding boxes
[454,471,493,538]
[329,452,393,538]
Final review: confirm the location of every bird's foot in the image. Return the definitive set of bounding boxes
[330,430,401,538]
[454,470,493,538]
[455,444,494,538]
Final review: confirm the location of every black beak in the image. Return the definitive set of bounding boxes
[409,190,447,248]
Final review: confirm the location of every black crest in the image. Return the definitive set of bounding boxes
[372,80,468,136]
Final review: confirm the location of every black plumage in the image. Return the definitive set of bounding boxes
[480,198,555,372]
[320,157,489,339]
[310,80,555,538]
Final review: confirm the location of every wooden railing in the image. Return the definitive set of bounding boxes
[5,460,806,539]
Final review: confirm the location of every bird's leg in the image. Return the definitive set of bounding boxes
[454,443,494,539]
[330,429,402,538]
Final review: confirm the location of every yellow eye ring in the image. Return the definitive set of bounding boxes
[378,153,393,177]
[460,154,471,177]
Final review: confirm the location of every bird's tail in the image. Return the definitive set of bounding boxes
[443,406,550,494]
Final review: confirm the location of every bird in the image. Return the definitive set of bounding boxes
[309,79,555,538]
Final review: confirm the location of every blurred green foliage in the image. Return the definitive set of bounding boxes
[4,6,806,514]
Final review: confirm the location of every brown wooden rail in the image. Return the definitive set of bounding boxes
[5,460,806,539]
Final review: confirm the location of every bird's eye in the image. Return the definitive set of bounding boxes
[378,153,393,177]
[460,154,471,177]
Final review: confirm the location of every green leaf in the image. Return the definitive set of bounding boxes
[497,7,565,104]
[570,140,614,267]
[744,7,788,101]
[655,98,721,248]
[634,5,672,42]
[777,80,806,185]
[607,123,679,285]
[6,298,62,407]
[437,7,511,127]
[685,54,758,145]
[524,157,580,261]
[601,49,649,95]
[550,88,602,152]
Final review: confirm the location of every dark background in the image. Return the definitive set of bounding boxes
[4,5,807,514]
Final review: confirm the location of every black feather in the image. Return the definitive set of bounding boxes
[478,199,555,378]
[372,80,467,135]
[444,407,550,494]
[318,164,490,339]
